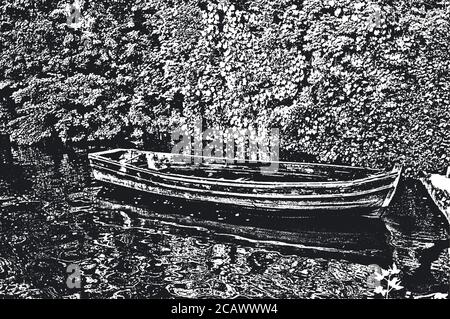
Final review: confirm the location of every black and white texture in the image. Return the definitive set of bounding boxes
[0,0,449,299]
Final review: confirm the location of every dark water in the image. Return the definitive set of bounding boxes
[0,146,448,299]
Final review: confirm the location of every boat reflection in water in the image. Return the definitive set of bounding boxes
[1,146,446,298]
[92,185,393,266]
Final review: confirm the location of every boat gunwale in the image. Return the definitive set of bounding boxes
[90,148,381,172]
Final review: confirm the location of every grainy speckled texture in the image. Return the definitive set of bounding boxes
[0,147,448,298]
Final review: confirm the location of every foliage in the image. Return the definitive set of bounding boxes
[373,263,404,299]
[0,0,449,175]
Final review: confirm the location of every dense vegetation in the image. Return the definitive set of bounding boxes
[1,0,449,175]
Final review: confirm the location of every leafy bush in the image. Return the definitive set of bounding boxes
[0,0,449,175]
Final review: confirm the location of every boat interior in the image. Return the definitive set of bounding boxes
[93,149,384,183]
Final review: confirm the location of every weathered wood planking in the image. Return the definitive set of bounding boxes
[89,149,402,218]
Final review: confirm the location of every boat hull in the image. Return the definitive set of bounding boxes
[89,149,402,218]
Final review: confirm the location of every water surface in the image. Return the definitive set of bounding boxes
[0,146,448,298]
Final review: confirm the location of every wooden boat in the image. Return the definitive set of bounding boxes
[420,172,450,224]
[88,149,402,218]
